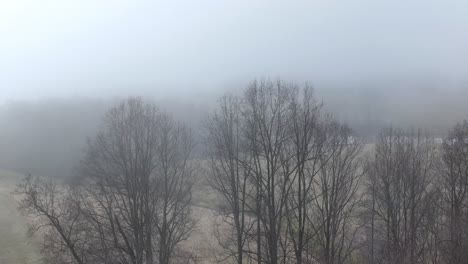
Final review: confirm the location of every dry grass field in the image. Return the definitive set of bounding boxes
[0,169,223,264]
[0,170,43,264]
[0,145,375,263]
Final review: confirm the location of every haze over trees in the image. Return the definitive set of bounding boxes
[12,80,468,264]
[16,98,196,264]
[1,86,468,179]
[3,1,468,263]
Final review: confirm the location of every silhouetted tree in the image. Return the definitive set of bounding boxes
[206,95,252,264]
[437,121,468,264]
[309,122,363,264]
[16,97,195,264]
[363,128,437,264]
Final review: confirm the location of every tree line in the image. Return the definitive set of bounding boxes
[15,80,468,264]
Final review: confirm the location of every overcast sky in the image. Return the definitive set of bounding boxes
[1,0,468,103]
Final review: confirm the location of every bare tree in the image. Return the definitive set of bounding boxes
[206,95,253,264]
[16,97,195,264]
[156,114,196,264]
[78,97,164,264]
[16,175,89,264]
[241,80,297,264]
[284,85,325,264]
[363,128,437,264]
[437,121,468,264]
[208,81,364,264]
[309,122,363,264]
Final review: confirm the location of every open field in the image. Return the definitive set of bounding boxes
[0,170,43,264]
[0,169,222,264]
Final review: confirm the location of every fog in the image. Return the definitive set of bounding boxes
[2,0,468,101]
[0,97,210,177]
[1,0,468,177]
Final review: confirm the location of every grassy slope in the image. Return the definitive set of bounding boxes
[0,170,43,264]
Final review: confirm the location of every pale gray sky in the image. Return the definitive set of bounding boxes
[1,0,468,103]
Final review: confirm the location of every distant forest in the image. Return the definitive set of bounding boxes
[1,81,467,178]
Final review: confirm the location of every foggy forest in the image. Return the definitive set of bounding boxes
[1,1,468,264]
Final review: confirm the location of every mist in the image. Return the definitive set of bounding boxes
[1,83,467,178]
[0,96,210,177]
[2,0,468,101]
[2,1,468,263]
